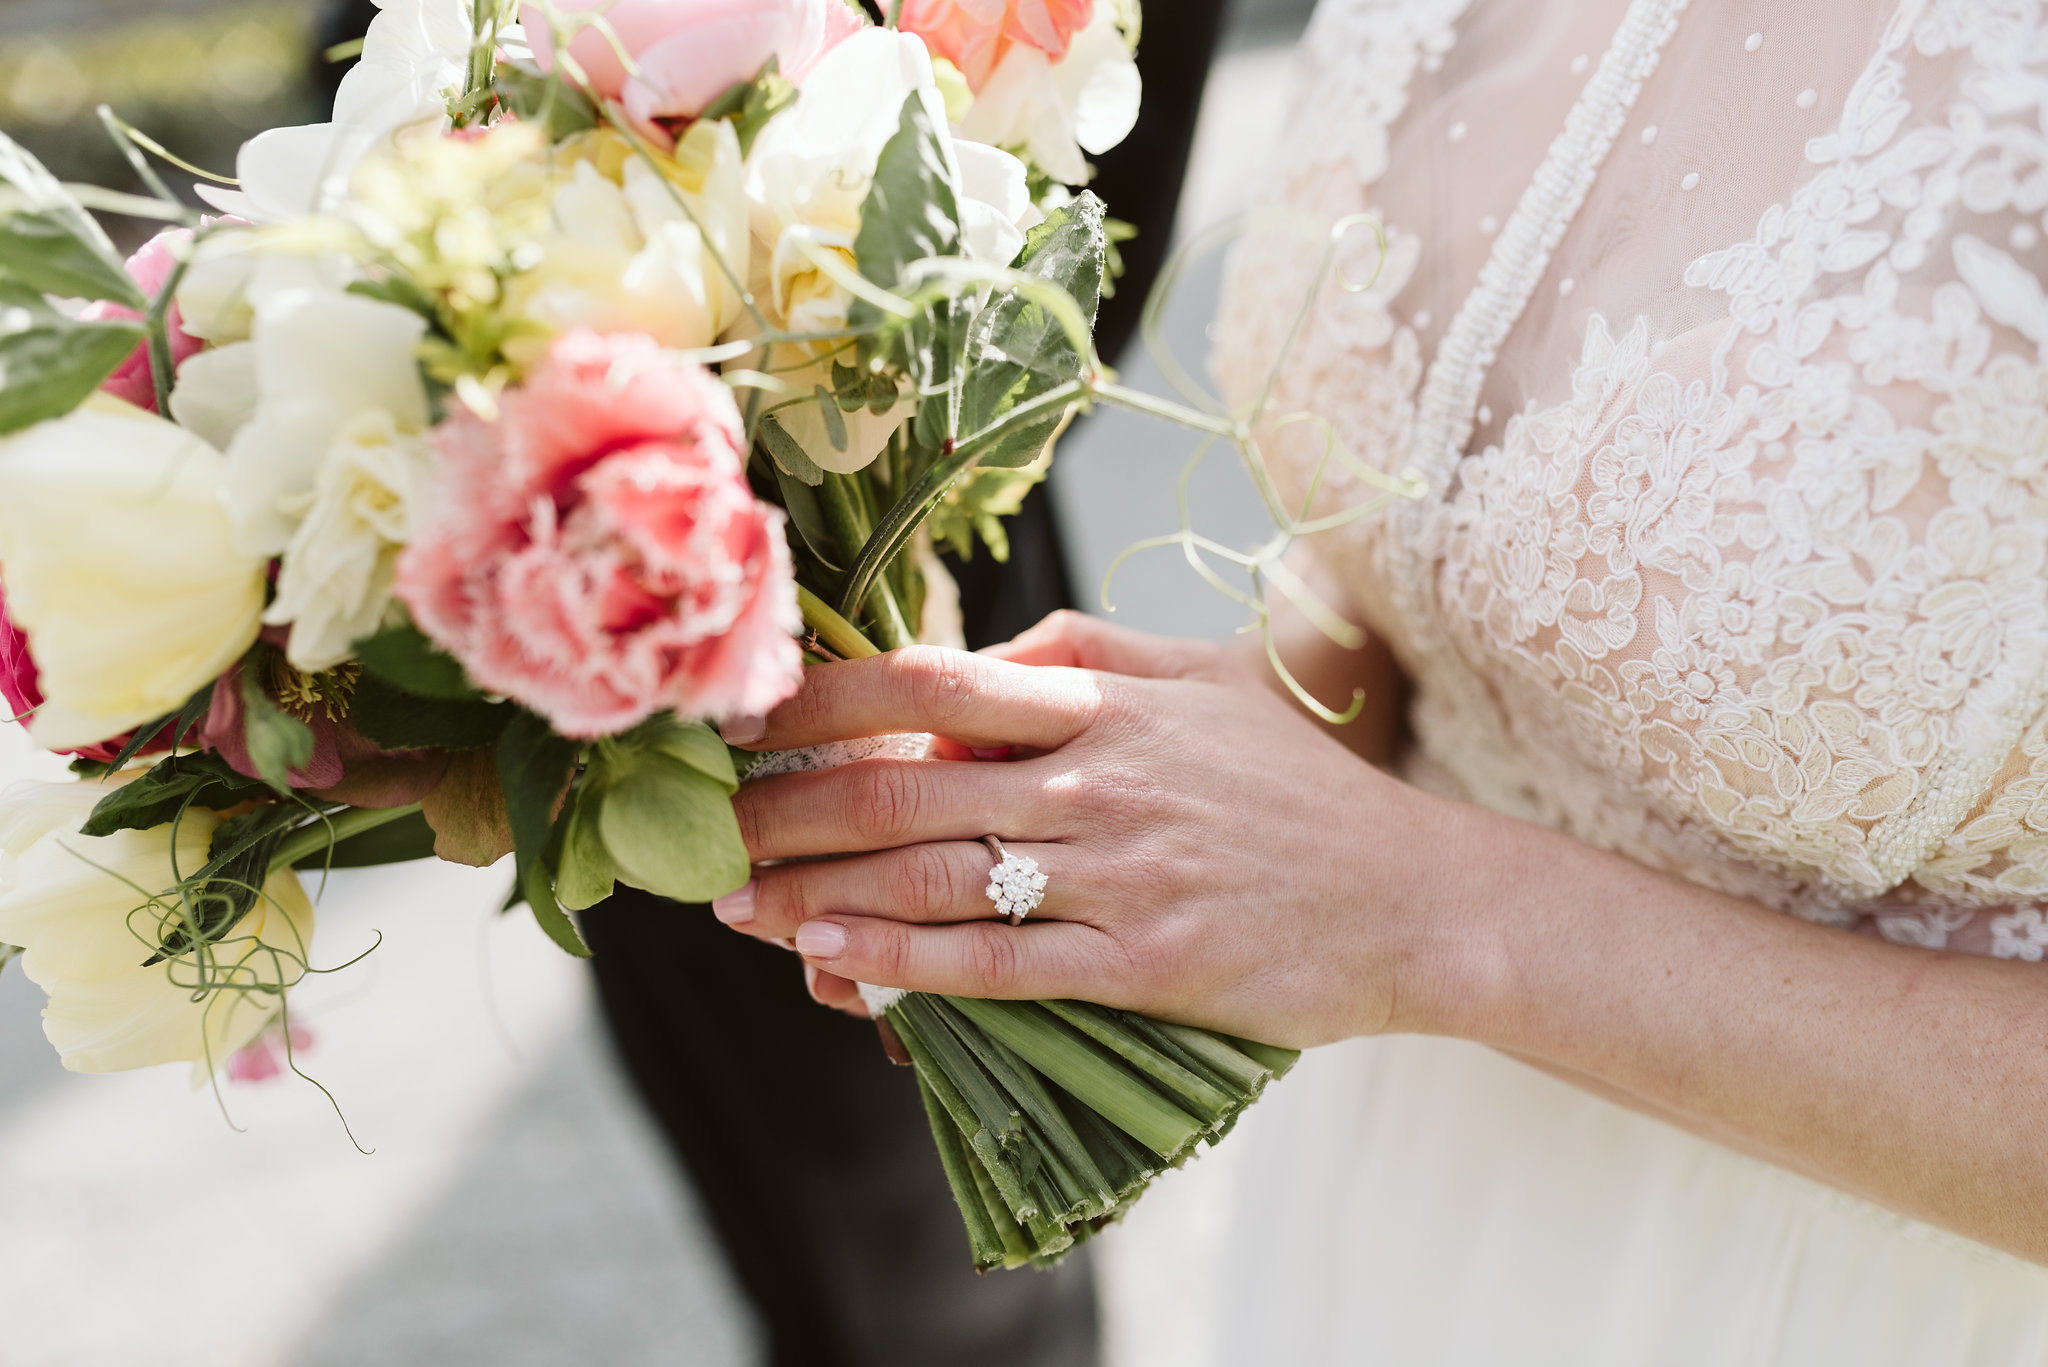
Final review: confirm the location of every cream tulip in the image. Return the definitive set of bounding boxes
[0,779,315,1074]
[0,398,267,754]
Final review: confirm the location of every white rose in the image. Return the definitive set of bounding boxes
[957,2,1140,186]
[0,779,315,1074]
[198,0,476,222]
[174,227,357,348]
[213,289,434,672]
[0,399,267,753]
[504,121,751,360]
[743,28,1032,473]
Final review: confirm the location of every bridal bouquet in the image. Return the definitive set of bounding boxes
[0,0,1312,1270]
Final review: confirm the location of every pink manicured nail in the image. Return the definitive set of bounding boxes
[795,921,847,958]
[711,882,756,925]
[718,713,767,745]
[971,746,1013,761]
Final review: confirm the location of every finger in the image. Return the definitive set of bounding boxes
[984,609,1224,680]
[734,646,1102,752]
[792,914,1107,1002]
[738,840,1072,939]
[734,757,1056,861]
[804,963,870,1017]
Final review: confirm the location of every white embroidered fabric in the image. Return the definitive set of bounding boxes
[1149,1,2048,1358]
[1216,0,2048,958]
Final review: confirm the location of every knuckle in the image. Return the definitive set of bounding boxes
[853,762,922,847]
[968,925,1021,995]
[890,845,957,916]
[756,870,807,932]
[901,646,979,729]
[732,789,769,855]
[873,920,915,984]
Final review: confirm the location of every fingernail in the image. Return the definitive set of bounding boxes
[794,920,847,959]
[718,713,767,746]
[970,746,1013,761]
[711,882,756,925]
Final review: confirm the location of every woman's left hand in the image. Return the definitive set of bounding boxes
[713,611,1485,1048]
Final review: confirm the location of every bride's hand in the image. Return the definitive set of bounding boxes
[715,611,1481,1048]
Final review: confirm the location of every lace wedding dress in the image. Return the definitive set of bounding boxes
[1196,0,2048,1360]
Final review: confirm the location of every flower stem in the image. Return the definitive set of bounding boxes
[268,803,425,875]
[797,586,879,660]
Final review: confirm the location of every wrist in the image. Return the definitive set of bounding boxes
[1370,788,1552,1042]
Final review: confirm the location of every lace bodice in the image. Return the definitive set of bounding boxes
[1215,0,2048,958]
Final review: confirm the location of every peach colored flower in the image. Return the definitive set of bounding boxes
[395,329,801,738]
[79,229,205,413]
[897,0,1094,89]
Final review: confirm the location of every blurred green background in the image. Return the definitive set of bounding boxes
[0,0,321,247]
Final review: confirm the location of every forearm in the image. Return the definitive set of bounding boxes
[1413,802,2048,1262]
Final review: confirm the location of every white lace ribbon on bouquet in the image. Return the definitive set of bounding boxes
[741,732,934,1015]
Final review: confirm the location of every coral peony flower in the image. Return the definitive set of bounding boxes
[526,0,864,141]
[395,330,802,738]
[78,229,206,413]
[897,0,1094,89]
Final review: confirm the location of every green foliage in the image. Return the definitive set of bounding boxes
[926,462,1047,563]
[772,459,842,569]
[81,751,270,838]
[240,664,315,795]
[759,413,824,485]
[568,716,748,908]
[491,62,600,142]
[959,193,1107,469]
[853,91,966,445]
[350,674,511,751]
[699,58,799,159]
[0,211,146,308]
[553,782,619,912]
[495,709,588,957]
[145,802,306,965]
[353,620,481,701]
[293,808,439,869]
[0,281,145,434]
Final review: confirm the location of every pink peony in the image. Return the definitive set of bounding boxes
[897,0,1094,89]
[526,0,864,139]
[395,329,803,739]
[78,228,206,413]
[0,575,170,764]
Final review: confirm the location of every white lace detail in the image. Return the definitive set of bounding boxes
[1217,0,2048,956]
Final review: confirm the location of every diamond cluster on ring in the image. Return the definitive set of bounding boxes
[986,853,1048,922]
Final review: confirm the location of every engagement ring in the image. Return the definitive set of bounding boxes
[981,836,1047,926]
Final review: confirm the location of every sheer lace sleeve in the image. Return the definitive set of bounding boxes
[1214,0,2048,955]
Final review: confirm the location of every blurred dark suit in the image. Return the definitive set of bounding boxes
[316,6,1227,1363]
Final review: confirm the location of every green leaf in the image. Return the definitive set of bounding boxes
[350,674,511,751]
[353,620,481,700]
[495,709,587,956]
[598,753,749,904]
[626,715,739,792]
[0,280,144,435]
[814,383,848,451]
[293,808,439,868]
[852,91,967,440]
[772,458,842,569]
[699,57,799,159]
[554,783,619,912]
[0,211,147,308]
[0,131,133,296]
[959,193,1106,469]
[240,667,315,795]
[759,413,824,485]
[491,63,600,142]
[144,802,307,964]
[81,751,271,838]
